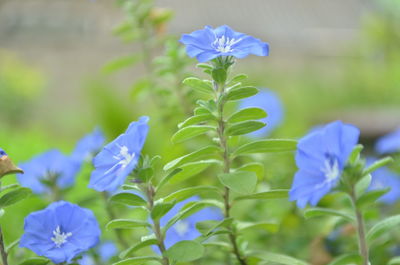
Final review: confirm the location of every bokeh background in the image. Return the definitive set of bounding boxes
[0,0,399,264]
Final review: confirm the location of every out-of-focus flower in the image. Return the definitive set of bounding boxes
[180,25,269,62]
[369,166,400,204]
[17,149,80,194]
[78,255,95,265]
[72,128,105,163]
[89,117,149,192]
[239,89,284,137]
[158,196,222,249]
[375,128,400,154]
[0,148,6,157]
[98,241,117,262]
[289,121,360,208]
[20,201,101,264]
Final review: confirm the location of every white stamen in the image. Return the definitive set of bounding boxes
[322,158,340,182]
[174,221,189,237]
[51,226,72,248]
[212,35,242,53]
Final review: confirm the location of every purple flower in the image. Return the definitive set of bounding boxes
[289,121,360,208]
[0,148,6,157]
[239,89,284,137]
[17,149,80,194]
[72,128,105,163]
[180,25,269,62]
[20,201,101,264]
[375,128,400,154]
[158,197,223,249]
[89,117,149,192]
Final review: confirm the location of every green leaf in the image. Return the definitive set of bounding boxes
[5,239,19,252]
[164,186,220,203]
[183,77,214,94]
[367,214,400,245]
[106,219,149,230]
[102,55,141,74]
[233,139,297,156]
[165,240,204,262]
[0,187,31,208]
[119,238,158,259]
[156,168,183,191]
[327,253,362,265]
[255,251,310,265]
[171,125,214,144]
[212,68,227,85]
[168,160,220,184]
[112,256,162,265]
[355,174,372,198]
[109,192,147,207]
[196,218,233,236]
[389,257,400,265]
[227,107,267,124]
[163,145,221,171]
[225,86,258,101]
[18,257,50,265]
[356,188,390,209]
[363,156,393,176]
[0,209,4,219]
[348,144,364,165]
[235,190,289,201]
[0,183,19,193]
[165,200,223,231]
[178,114,215,128]
[151,201,175,220]
[228,73,248,85]
[226,121,265,136]
[218,171,257,194]
[304,208,355,222]
[234,163,265,180]
[236,221,279,233]
[196,63,213,71]
[194,106,212,116]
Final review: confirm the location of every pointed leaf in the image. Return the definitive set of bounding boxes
[165,240,204,262]
[119,238,158,259]
[109,192,147,207]
[327,253,362,265]
[169,160,220,184]
[367,214,400,245]
[106,219,150,230]
[172,125,215,144]
[183,77,214,94]
[0,187,31,208]
[235,190,289,201]
[226,121,265,136]
[112,256,162,265]
[178,114,215,128]
[226,86,258,101]
[233,139,297,156]
[218,171,257,194]
[304,208,355,222]
[228,107,267,124]
[164,186,220,202]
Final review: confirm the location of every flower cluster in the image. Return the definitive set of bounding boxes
[290,121,360,208]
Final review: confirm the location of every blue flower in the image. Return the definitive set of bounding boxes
[20,201,101,264]
[239,89,284,137]
[98,241,117,262]
[72,128,105,163]
[89,117,149,192]
[78,255,95,265]
[289,121,360,208]
[158,197,222,249]
[180,25,269,62]
[0,148,7,157]
[17,149,81,194]
[369,166,400,204]
[375,128,400,154]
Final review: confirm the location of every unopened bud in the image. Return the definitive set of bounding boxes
[0,155,23,178]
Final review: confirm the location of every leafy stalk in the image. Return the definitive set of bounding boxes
[145,184,170,265]
[214,58,248,265]
[349,186,369,265]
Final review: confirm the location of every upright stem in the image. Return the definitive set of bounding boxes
[349,188,369,265]
[0,182,8,265]
[101,192,130,249]
[146,185,170,265]
[216,79,248,265]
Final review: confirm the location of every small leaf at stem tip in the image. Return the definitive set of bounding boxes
[363,156,394,176]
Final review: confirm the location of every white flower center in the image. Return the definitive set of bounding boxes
[114,145,135,168]
[212,35,242,53]
[322,157,340,182]
[51,226,72,248]
[174,220,189,237]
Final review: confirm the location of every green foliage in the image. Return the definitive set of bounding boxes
[18,257,50,265]
[109,192,147,207]
[233,139,298,156]
[165,240,205,262]
[0,187,32,208]
[218,171,258,194]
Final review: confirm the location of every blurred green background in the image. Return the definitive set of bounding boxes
[0,0,399,264]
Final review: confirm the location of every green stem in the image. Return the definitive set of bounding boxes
[101,192,130,249]
[146,185,170,265]
[349,187,369,265]
[215,73,248,265]
[0,182,8,265]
